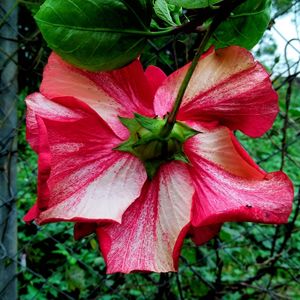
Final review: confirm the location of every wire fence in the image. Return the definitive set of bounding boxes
[0,1,300,299]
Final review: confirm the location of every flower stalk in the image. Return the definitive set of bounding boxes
[160,0,247,138]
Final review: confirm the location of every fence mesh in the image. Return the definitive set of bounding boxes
[1,1,300,299]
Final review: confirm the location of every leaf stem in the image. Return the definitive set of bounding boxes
[34,18,176,37]
[160,0,247,137]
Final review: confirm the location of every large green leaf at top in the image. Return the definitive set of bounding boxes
[35,0,152,71]
[209,0,271,50]
[168,0,222,9]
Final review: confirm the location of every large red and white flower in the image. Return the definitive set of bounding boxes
[24,46,294,273]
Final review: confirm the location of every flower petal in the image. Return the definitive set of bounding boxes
[26,93,84,152]
[185,127,294,227]
[23,204,39,223]
[189,224,221,246]
[40,53,154,139]
[25,94,147,224]
[37,153,146,224]
[188,126,265,178]
[97,162,194,273]
[154,46,278,137]
[145,65,167,95]
[74,223,97,240]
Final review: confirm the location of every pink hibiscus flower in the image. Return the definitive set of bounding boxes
[24,46,294,273]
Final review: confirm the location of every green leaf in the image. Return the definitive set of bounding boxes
[118,116,140,132]
[144,159,164,180]
[154,0,177,26]
[168,4,183,25]
[90,238,98,250]
[134,113,163,132]
[168,0,222,9]
[209,0,271,50]
[173,151,190,163]
[66,265,86,291]
[172,121,199,142]
[35,0,152,71]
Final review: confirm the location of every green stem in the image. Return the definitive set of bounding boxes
[160,0,247,137]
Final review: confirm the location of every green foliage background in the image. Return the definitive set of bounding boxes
[15,0,300,299]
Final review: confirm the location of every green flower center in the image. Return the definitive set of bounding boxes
[115,114,198,179]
